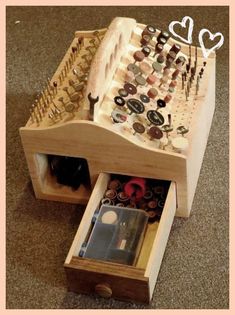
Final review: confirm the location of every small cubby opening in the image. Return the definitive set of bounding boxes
[78,173,171,269]
[35,153,92,201]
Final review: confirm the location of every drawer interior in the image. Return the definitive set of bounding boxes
[65,172,176,271]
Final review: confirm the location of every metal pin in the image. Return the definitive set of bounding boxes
[29,108,34,123]
[53,81,58,95]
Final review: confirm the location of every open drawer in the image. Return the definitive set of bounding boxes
[64,173,176,304]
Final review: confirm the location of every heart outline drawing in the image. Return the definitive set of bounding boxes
[198,29,224,58]
[168,16,194,44]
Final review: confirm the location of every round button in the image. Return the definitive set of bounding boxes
[127,98,145,114]
[157,30,170,41]
[148,126,163,139]
[139,62,151,74]
[127,63,141,75]
[157,37,167,46]
[140,94,150,103]
[125,70,135,82]
[157,54,165,64]
[157,99,166,108]
[101,210,118,224]
[114,96,125,107]
[124,83,137,95]
[111,110,127,123]
[147,110,165,126]
[133,122,145,134]
[95,283,112,298]
[170,44,181,54]
[65,102,75,113]
[135,75,146,86]
[118,88,128,97]
[133,51,145,62]
[152,61,162,73]
[142,25,156,37]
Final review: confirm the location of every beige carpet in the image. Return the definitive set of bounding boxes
[6,6,229,309]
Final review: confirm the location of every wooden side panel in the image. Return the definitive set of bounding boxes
[64,257,149,303]
[186,58,216,212]
[145,182,176,299]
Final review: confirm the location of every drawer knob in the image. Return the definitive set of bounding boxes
[95,283,112,298]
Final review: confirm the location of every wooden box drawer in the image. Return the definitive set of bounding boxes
[64,173,176,304]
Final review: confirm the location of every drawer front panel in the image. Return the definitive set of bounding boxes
[65,257,149,303]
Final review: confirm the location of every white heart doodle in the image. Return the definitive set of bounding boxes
[198,29,224,58]
[168,16,194,44]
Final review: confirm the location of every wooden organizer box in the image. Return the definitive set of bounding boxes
[20,17,216,303]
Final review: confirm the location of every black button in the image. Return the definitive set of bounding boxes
[127,98,145,114]
[114,96,125,107]
[147,110,165,126]
[157,99,166,108]
[140,94,150,103]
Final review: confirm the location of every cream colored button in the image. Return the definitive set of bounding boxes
[172,136,189,151]
[101,210,118,224]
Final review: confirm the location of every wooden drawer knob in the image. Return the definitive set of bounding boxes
[95,283,112,298]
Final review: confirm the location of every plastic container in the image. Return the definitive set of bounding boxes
[82,205,148,266]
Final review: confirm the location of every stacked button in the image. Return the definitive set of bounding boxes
[153,43,163,58]
[172,69,180,80]
[141,35,151,46]
[147,88,158,99]
[157,37,167,46]
[142,46,151,57]
[164,94,172,103]
[146,74,157,86]
[157,30,170,42]
[167,51,177,61]
[133,51,145,65]
[142,25,156,37]
[169,44,181,55]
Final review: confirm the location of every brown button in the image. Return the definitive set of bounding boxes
[163,68,171,77]
[139,62,151,75]
[133,122,145,135]
[167,51,176,60]
[105,189,117,200]
[148,126,163,139]
[140,35,151,46]
[153,43,163,57]
[172,69,180,80]
[169,80,177,88]
[142,46,151,57]
[147,74,157,85]
[157,37,167,46]
[170,44,181,54]
[108,179,121,190]
[124,82,137,95]
[164,94,172,103]
[147,88,158,99]
[176,56,186,65]
[133,51,145,64]
[157,54,165,64]
[142,25,156,37]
